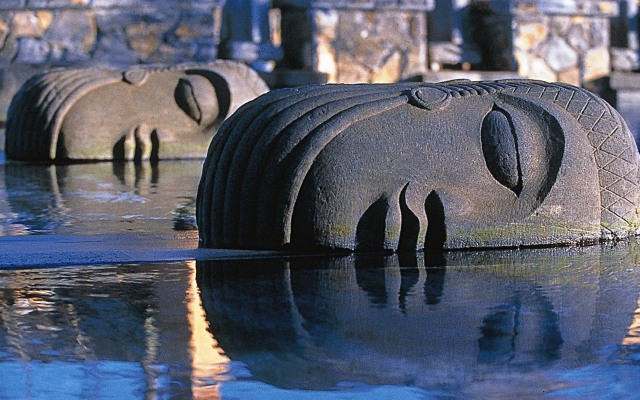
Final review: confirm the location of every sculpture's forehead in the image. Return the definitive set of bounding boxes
[67,71,214,122]
[113,71,188,94]
[409,83,554,113]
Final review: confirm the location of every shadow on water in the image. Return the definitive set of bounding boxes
[197,244,640,398]
[0,160,202,235]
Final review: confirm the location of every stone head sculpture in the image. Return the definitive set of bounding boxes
[197,80,640,251]
[5,61,269,162]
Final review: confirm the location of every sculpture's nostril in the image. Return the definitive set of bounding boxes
[424,191,446,252]
[397,187,446,252]
[398,184,421,251]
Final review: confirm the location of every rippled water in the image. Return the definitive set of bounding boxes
[1,158,640,399]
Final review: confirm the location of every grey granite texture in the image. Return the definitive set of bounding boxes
[5,60,268,162]
[197,79,640,251]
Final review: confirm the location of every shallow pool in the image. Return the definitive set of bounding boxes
[0,160,201,236]
[0,247,639,399]
[1,157,640,399]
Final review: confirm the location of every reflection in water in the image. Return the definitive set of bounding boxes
[0,164,68,234]
[186,260,229,399]
[477,290,562,365]
[0,261,228,399]
[623,299,640,346]
[0,246,640,398]
[0,160,202,235]
[197,245,640,398]
[354,252,447,310]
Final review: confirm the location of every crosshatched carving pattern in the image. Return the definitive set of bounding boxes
[500,81,640,233]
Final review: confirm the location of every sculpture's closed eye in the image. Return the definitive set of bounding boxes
[481,105,522,195]
[174,75,219,126]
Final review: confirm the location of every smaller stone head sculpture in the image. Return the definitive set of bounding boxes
[5,61,269,162]
[197,79,640,251]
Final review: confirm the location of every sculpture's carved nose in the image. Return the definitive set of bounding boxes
[113,124,159,162]
[356,186,446,252]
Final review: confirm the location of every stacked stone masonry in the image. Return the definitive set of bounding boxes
[310,8,429,82]
[280,0,433,83]
[508,0,618,87]
[281,0,634,86]
[475,0,619,86]
[0,1,223,67]
[0,0,636,86]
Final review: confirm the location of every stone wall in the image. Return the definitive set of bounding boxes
[279,0,433,83]
[477,0,619,87]
[0,1,223,67]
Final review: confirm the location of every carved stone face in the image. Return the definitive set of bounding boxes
[5,61,269,162]
[197,80,640,251]
[60,69,222,161]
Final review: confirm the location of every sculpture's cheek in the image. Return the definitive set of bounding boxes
[445,98,601,248]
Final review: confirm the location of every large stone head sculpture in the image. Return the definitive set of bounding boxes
[197,80,640,251]
[5,61,268,162]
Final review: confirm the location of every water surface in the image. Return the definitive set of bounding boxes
[0,247,639,399]
[0,160,201,236]
[1,157,640,398]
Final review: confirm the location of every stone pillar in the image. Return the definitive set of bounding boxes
[281,0,434,83]
[219,0,283,72]
[490,0,619,86]
[427,0,482,70]
[610,0,639,71]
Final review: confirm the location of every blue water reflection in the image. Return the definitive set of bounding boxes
[198,247,640,399]
[0,361,146,399]
[0,160,200,236]
[0,246,640,398]
[0,261,228,399]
